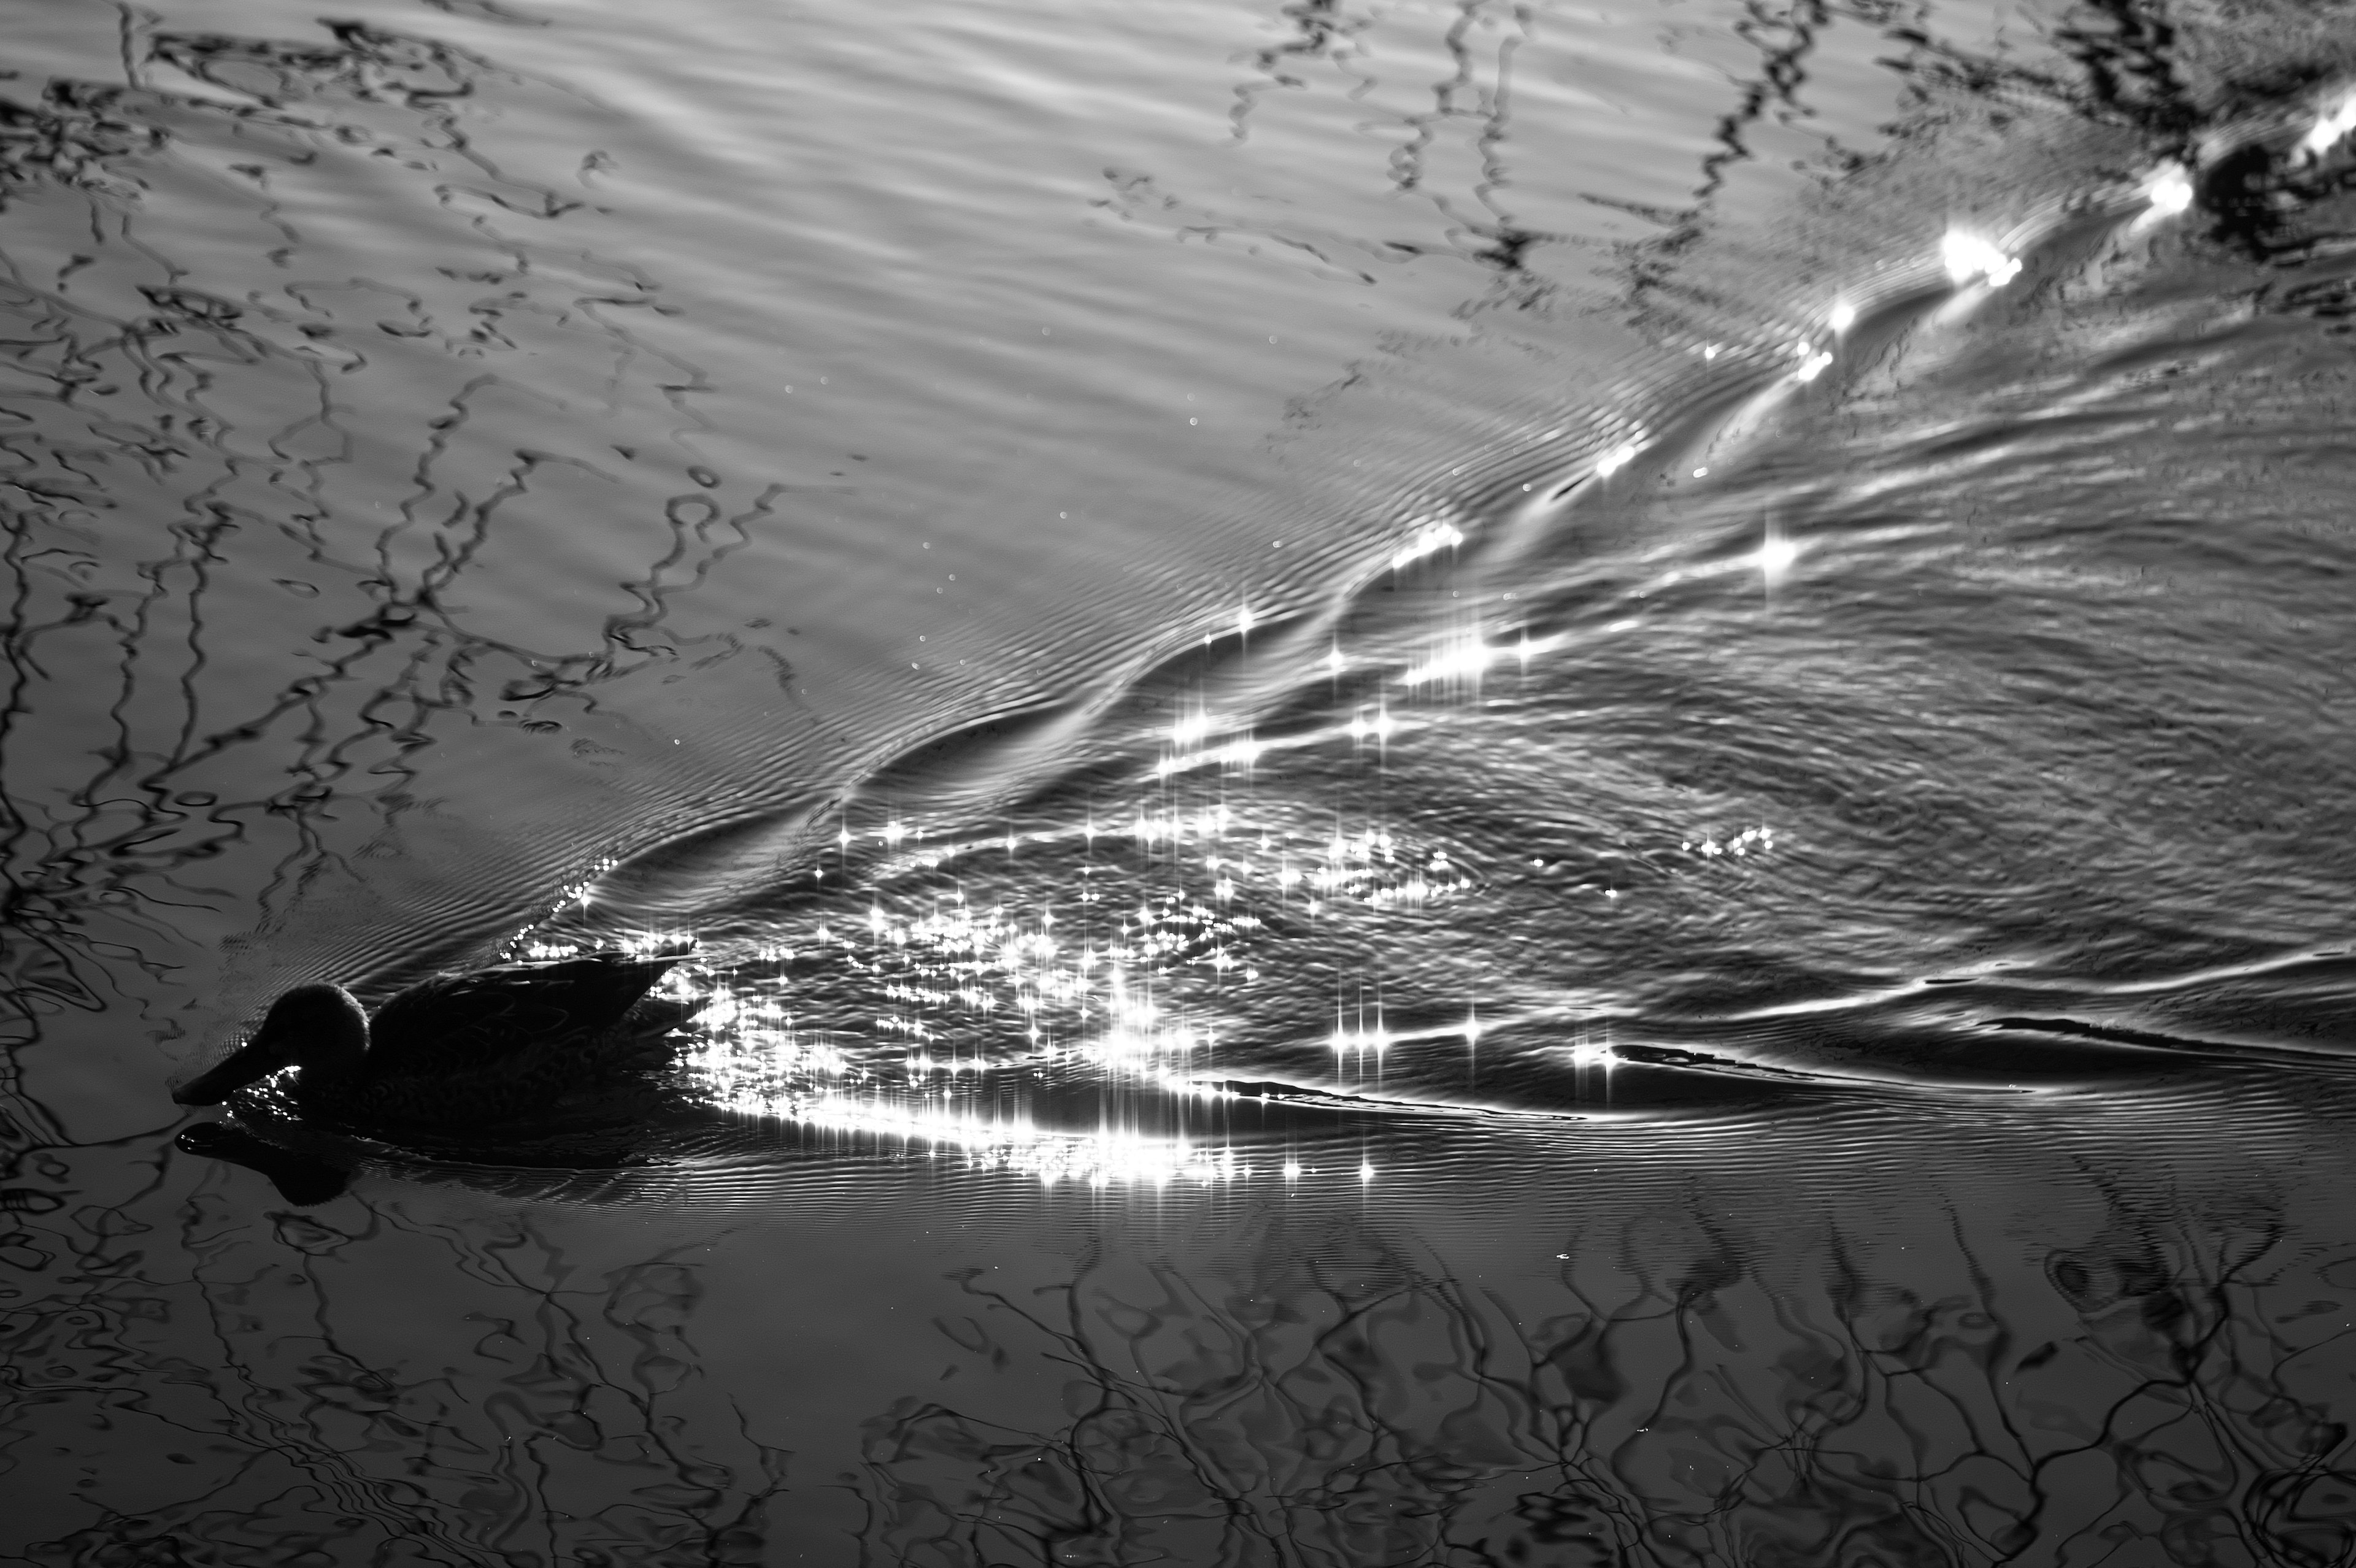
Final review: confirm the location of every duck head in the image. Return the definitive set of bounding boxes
[172,983,370,1106]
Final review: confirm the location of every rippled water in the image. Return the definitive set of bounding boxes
[12,0,2356,1559]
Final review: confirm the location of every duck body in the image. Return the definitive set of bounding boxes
[173,950,702,1161]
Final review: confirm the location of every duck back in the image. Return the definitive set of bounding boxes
[345,952,693,1130]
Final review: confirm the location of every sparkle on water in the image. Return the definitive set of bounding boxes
[507,127,2315,1188]
[553,797,1495,1184]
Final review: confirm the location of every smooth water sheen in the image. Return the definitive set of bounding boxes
[9,0,2356,1561]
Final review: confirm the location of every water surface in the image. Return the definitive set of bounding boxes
[9,0,2356,1560]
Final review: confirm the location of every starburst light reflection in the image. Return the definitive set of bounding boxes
[533,645,1519,1188]
[1400,628,1573,690]
[635,792,1476,1185]
[799,1099,1260,1187]
[1401,634,1499,691]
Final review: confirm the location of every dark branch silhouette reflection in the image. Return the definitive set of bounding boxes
[6,1196,787,1564]
[0,26,830,1548]
[8,0,2356,1564]
[0,12,814,1063]
[9,1114,2356,1566]
[853,1199,2356,1566]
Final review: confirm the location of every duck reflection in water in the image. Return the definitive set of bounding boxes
[171,949,704,1199]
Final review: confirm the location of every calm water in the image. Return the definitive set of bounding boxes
[10,0,2356,1559]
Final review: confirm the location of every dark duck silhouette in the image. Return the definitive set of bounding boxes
[172,949,704,1167]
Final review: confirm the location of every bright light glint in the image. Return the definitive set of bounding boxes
[1942,231,2022,288]
[1390,517,1466,571]
[2142,163,2193,219]
[2300,93,2356,161]
[1402,635,1495,689]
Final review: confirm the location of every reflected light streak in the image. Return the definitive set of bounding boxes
[1157,736,1267,778]
[1170,710,1215,747]
[1593,439,1643,477]
[639,777,1484,1189]
[683,960,1343,1191]
[1160,707,1282,778]
[1402,635,1497,690]
[791,1096,1253,1188]
[687,974,1260,1189]
[1390,516,1466,571]
[1401,629,1570,688]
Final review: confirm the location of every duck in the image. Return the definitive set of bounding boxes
[171,948,704,1160]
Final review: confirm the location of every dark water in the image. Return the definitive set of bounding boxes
[11,0,2356,1559]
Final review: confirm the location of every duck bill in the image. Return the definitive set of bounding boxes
[172,1034,293,1106]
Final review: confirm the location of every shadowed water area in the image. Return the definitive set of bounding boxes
[10,0,2356,1560]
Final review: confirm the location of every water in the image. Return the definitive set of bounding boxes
[10,0,2356,1559]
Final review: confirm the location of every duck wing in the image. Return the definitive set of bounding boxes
[356,951,690,1086]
